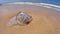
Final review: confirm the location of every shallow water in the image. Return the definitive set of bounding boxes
[0,0,60,6]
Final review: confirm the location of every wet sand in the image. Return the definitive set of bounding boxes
[0,4,60,34]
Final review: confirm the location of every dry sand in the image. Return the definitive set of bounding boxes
[0,4,60,34]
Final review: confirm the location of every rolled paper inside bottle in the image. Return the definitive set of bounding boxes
[16,11,32,25]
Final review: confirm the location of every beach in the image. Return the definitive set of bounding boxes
[0,4,60,34]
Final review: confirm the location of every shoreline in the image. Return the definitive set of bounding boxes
[1,2,60,11]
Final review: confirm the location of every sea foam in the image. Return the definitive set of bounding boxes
[7,2,60,11]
